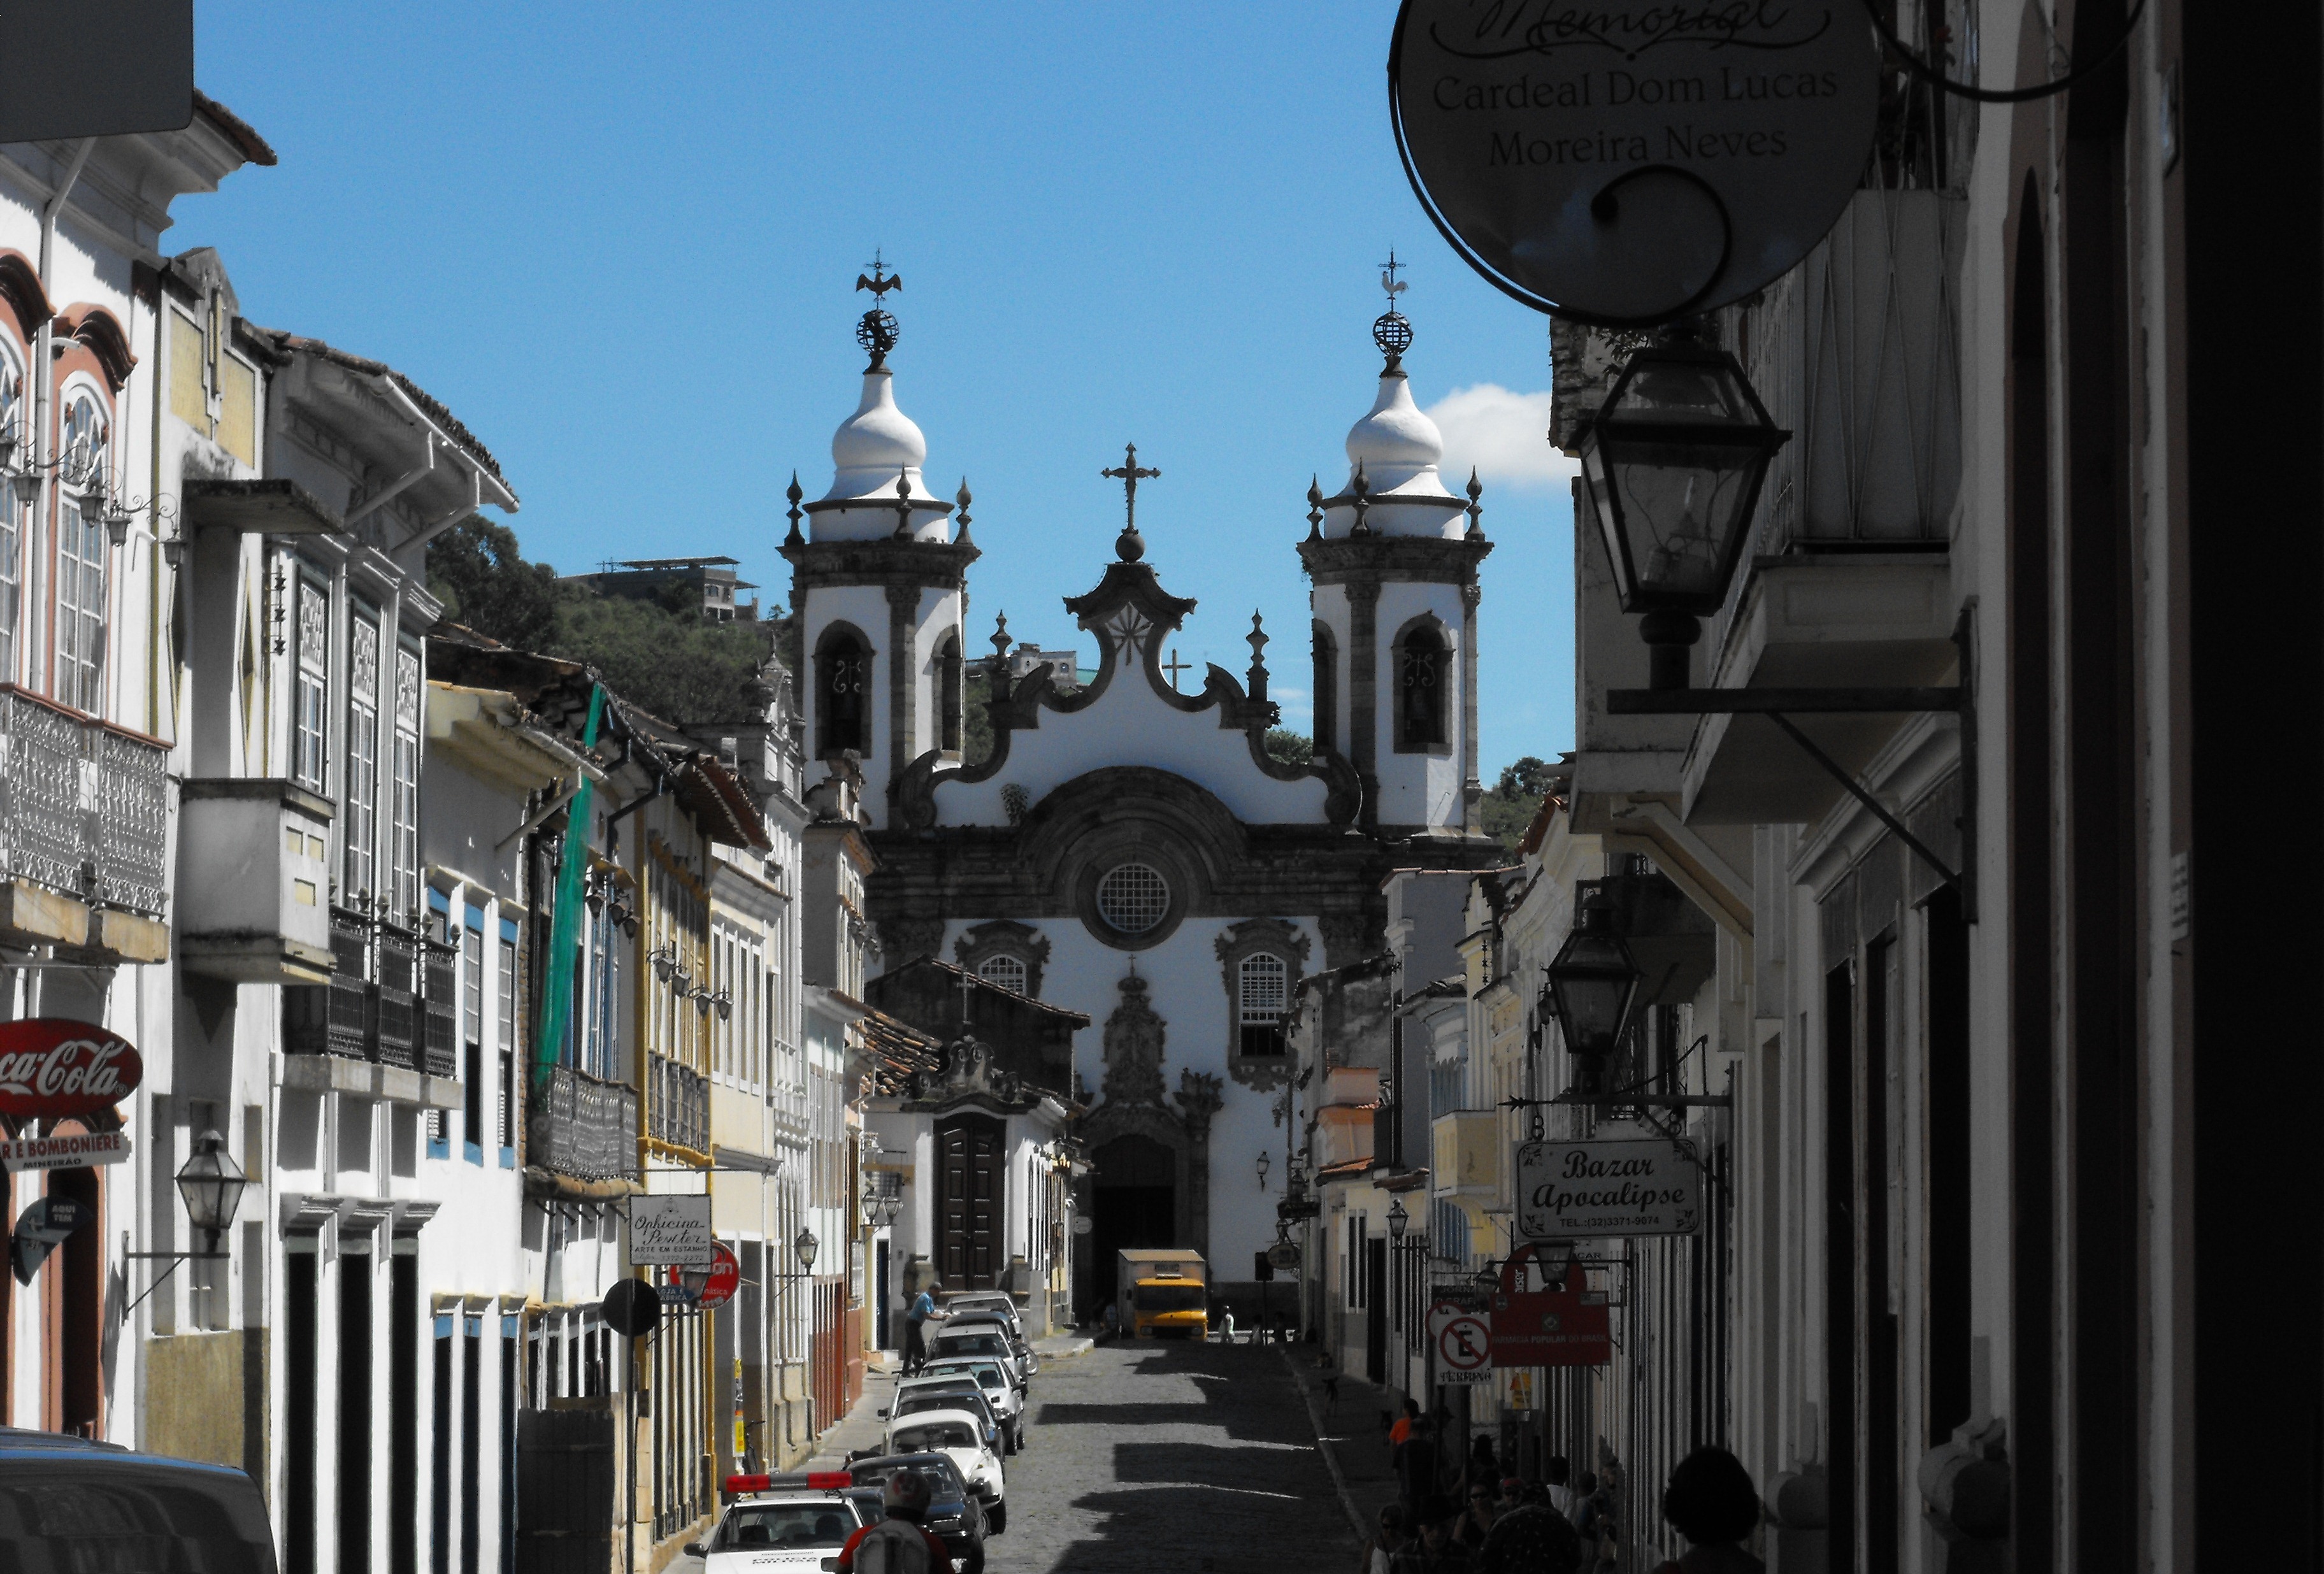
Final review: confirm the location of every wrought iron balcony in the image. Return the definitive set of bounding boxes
[0,687,168,920]
[530,1063,639,1182]
[647,1054,708,1156]
[285,909,461,1079]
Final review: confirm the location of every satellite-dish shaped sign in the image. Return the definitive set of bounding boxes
[1390,0,1879,325]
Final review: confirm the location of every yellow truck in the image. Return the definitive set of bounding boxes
[1117,1248,1209,1339]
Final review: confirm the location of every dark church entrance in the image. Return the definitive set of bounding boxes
[936,1114,1005,1289]
[1088,1134,1176,1322]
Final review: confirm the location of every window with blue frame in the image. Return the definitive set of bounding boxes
[463,906,485,1164]
[499,916,519,1166]
[426,890,452,1158]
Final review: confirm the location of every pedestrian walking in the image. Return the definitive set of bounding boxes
[1572,1473,1619,1571]
[1476,1498,1584,1574]
[1319,1350,1340,1410]
[1456,1480,1499,1550]
[901,1284,947,1376]
[1544,1456,1575,1518]
[1648,1446,1763,1574]
[1221,1306,1237,1344]
[1361,1504,1411,1574]
[835,1470,956,1573]
[1393,1496,1475,1574]
[1468,1433,1500,1489]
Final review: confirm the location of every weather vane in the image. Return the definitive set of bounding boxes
[855,248,902,371]
[1374,249,1414,372]
[1101,443,1160,562]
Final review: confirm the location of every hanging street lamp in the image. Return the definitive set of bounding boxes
[1577,320,1790,689]
[1541,889,1645,1096]
[1256,1149,1272,1191]
[794,1226,819,1273]
[1386,1196,1409,1240]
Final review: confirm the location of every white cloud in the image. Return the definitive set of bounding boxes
[1423,384,1580,492]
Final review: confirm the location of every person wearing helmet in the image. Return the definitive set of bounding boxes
[835,1470,956,1573]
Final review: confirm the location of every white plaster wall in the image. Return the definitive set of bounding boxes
[933,664,1330,826]
[1371,580,1470,829]
[909,585,965,764]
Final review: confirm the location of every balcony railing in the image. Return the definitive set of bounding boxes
[0,687,168,918]
[531,1063,639,1182]
[647,1054,708,1155]
[287,908,461,1078]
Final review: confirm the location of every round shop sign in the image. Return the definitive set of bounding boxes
[0,1020,143,1122]
[698,1241,741,1311]
[1389,0,1880,324]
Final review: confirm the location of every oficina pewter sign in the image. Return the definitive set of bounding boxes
[1390,0,1879,325]
[1516,1136,1702,1238]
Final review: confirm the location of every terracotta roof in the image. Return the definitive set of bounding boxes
[1317,1157,1374,1182]
[857,1007,943,1095]
[241,324,510,490]
[1517,794,1567,857]
[896,955,1094,1028]
[194,90,276,167]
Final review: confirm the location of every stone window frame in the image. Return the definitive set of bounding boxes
[1389,612,1453,755]
[1068,830,1198,953]
[1214,919,1310,1085]
[814,620,874,759]
[935,626,964,754]
[954,919,1051,999]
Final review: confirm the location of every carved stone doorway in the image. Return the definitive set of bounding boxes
[1088,1133,1177,1320]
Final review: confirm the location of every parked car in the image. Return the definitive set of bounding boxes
[845,1452,990,1574]
[0,1429,280,1573]
[691,1471,868,1570]
[917,1356,1027,1451]
[880,1408,1009,1535]
[943,1308,1037,1375]
[884,1377,1006,1454]
[928,1325,1028,1392]
[942,1290,1025,1339]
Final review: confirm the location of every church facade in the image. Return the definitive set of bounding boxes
[784,294,1507,1318]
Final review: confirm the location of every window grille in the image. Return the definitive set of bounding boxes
[1096,862,1169,934]
[977,954,1028,996]
[1237,953,1289,1056]
[1398,626,1449,750]
[391,646,421,916]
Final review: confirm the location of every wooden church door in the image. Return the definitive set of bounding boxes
[936,1115,1005,1289]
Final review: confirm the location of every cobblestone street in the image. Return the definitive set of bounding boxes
[993,1342,1358,1574]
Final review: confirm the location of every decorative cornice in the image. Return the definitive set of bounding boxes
[783,536,978,594]
[1298,534,1493,588]
[54,305,137,392]
[0,252,55,343]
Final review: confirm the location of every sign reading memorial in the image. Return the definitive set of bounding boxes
[628,1195,714,1267]
[1390,0,1880,324]
[1516,1136,1702,1239]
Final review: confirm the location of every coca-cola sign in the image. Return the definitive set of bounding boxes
[0,1020,144,1120]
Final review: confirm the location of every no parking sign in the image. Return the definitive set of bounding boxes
[1428,1299,1492,1387]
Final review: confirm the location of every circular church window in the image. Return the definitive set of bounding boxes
[1095,862,1170,934]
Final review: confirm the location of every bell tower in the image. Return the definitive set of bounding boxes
[783,262,978,828]
[1298,262,1492,836]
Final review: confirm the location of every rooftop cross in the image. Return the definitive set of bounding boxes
[1101,442,1161,561]
[1380,249,1407,305]
[1162,647,1191,692]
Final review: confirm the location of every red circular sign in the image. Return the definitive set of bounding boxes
[698,1241,741,1310]
[0,1019,143,1121]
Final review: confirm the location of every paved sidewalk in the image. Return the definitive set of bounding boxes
[1279,1345,1404,1543]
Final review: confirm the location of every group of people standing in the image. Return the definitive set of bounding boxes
[1363,1409,1764,1574]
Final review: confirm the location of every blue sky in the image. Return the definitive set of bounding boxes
[176,1,1576,779]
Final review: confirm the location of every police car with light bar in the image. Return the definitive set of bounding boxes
[689,1471,875,1571]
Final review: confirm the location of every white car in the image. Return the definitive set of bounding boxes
[928,1326,1027,1393]
[915,1357,1026,1451]
[880,1408,1009,1535]
[687,1473,870,1571]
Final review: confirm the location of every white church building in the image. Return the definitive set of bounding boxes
[783,290,1505,1319]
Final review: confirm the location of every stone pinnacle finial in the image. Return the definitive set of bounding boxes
[954,477,973,547]
[1350,461,1372,537]
[1246,611,1271,705]
[784,470,805,548]
[1465,467,1484,538]
[990,610,1012,664]
[1306,476,1324,541]
[892,467,914,538]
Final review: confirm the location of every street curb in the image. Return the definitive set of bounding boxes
[1279,1345,1368,1549]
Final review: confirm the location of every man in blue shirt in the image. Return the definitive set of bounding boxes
[903,1285,947,1375]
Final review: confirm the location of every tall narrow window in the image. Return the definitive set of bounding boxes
[816,629,868,755]
[463,912,485,1161]
[56,391,112,714]
[938,631,963,753]
[0,358,20,680]
[1396,624,1449,750]
[1311,622,1338,754]
[294,578,329,792]
[392,645,422,916]
[1238,954,1290,1056]
[346,610,380,901]
[498,918,519,1153]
